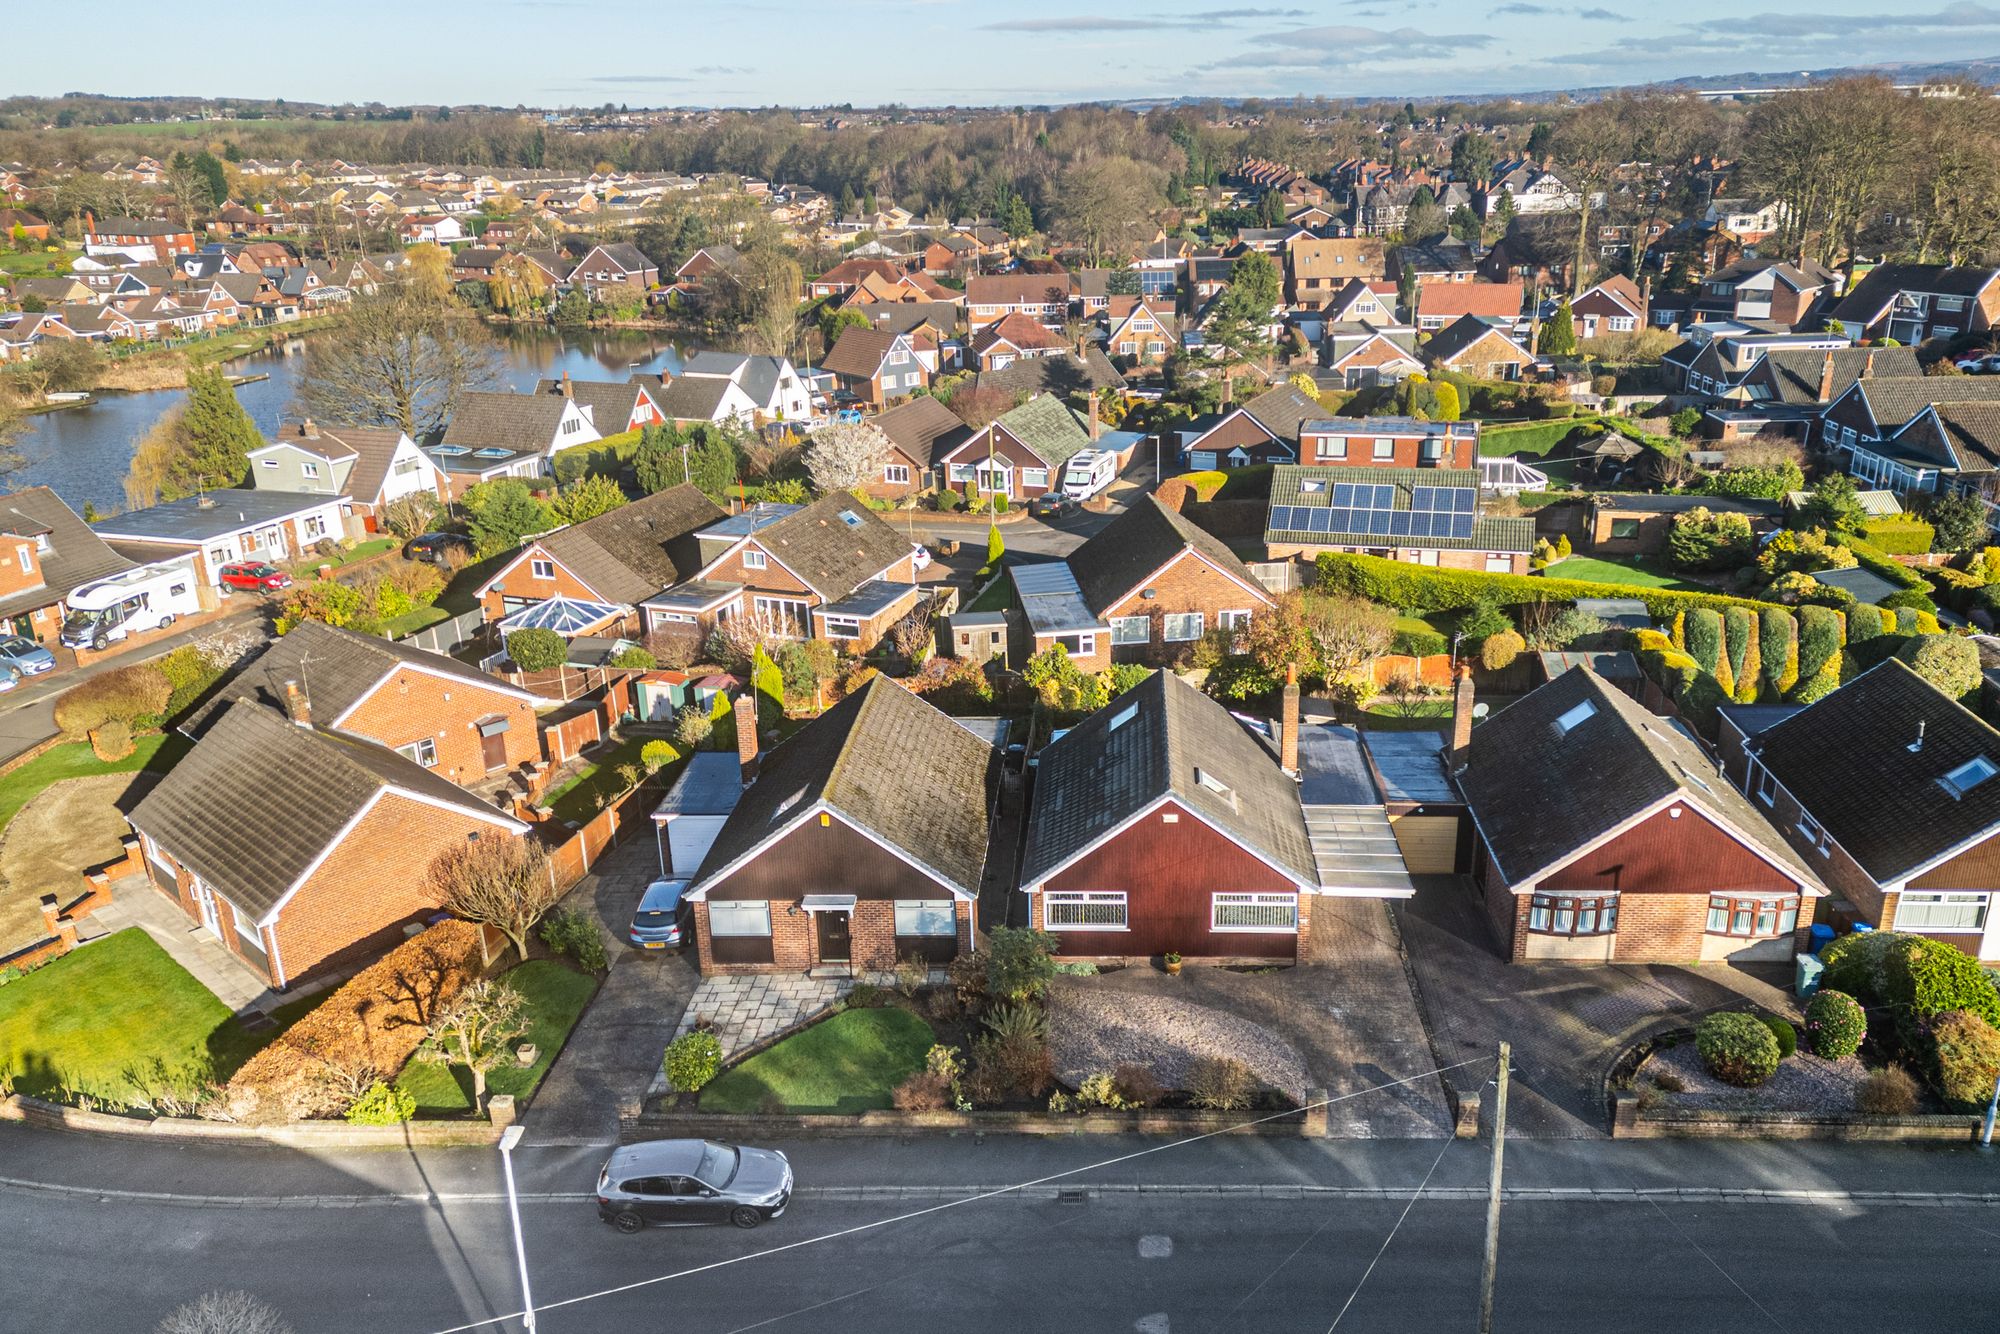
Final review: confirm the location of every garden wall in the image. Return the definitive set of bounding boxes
[1610,1092,1983,1142]
[623,1093,1328,1142]
[541,777,661,891]
[0,1092,509,1147]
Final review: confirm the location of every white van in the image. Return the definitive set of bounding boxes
[1060,449,1118,500]
[61,559,203,650]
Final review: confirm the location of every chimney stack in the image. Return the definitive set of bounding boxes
[1451,664,1475,761]
[733,693,759,783]
[282,679,310,728]
[1281,664,1300,774]
[559,371,573,398]
[301,417,318,440]
[1088,393,1102,441]
[1817,351,1835,403]
[1862,349,1875,379]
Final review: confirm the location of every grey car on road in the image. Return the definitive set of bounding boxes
[597,1139,793,1233]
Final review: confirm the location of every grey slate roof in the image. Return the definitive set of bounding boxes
[532,378,646,433]
[1748,658,2000,883]
[1839,376,2000,436]
[1022,669,1316,887]
[1743,347,1919,406]
[691,675,993,896]
[646,375,739,423]
[1066,494,1268,617]
[1457,665,1820,889]
[988,394,1095,472]
[93,490,338,544]
[873,395,971,468]
[440,391,573,451]
[1828,263,2000,326]
[130,702,517,921]
[745,493,916,601]
[0,486,133,620]
[1807,565,1901,606]
[534,484,726,605]
[1234,382,1323,443]
[965,348,1125,399]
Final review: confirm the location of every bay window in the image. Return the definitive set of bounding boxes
[1528,892,1619,936]
[1705,894,1800,938]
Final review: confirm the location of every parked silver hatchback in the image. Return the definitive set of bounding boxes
[597,1139,793,1233]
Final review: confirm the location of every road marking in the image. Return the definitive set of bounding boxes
[1139,1234,1173,1258]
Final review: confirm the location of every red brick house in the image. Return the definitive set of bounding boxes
[1570,275,1646,339]
[1104,296,1177,364]
[568,242,659,297]
[807,257,909,299]
[477,484,726,630]
[1262,464,1534,573]
[684,677,993,975]
[0,486,135,644]
[1066,495,1275,663]
[81,214,198,263]
[1422,314,1538,381]
[1020,670,1324,961]
[1177,382,1322,470]
[965,272,1072,331]
[969,311,1067,371]
[1721,659,2000,962]
[1413,280,1522,331]
[867,395,970,500]
[935,394,1094,502]
[1458,667,1822,964]
[1298,416,1479,469]
[821,327,935,408]
[129,702,529,991]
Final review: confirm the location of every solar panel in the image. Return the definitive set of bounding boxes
[1411,485,1437,511]
[1367,509,1392,535]
[1375,484,1396,507]
[1308,508,1333,533]
[1410,512,1433,537]
[1268,505,1292,531]
[1331,482,1354,506]
[1325,508,1350,531]
[1448,512,1475,539]
[1390,511,1412,537]
[1454,489,1475,512]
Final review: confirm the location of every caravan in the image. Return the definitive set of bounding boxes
[60,559,203,650]
[1059,449,1118,501]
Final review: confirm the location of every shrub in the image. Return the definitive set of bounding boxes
[1803,989,1866,1059]
[1314,551,1784,625]
[984,926,1058,1002]
[1520,605,1606,651]
[1794,604,1842,688]
[1880,587,1938,615]
[892,1069,952,1111]
[1759,607,1797,696]
[1667,507,1754,572]
[1075,1071,1137,1111]
[1897,635,1981,703]
[664,1030,724,1093]
[537,906,607,972]
[609,646,657,670]
[1479,628,1524,671]
[1456,597,1514,646]
[968,1031,1055,1100]
[89,717,134,762]
[1860,516,1935,556]
[672,704,713,751]
[52,663,173,737]
[1111,1063,1163,1108]
[1390,625,1449,657]
[1695,1012,1781,1087]
[982,1001,1046,1044]
[1856,1065,1920,1116]
[639,739,677,774]
[1890,935,2000,1031]
[1819,932,1902,1009]
[844,981,889,1009]
[1759,1015,1798,1060]
[1185,1055,1256,1110]
[1930,1010,2000,1112]
[1683,608,1723,675]
[343,1080,416,1126]
[508,628,568,672]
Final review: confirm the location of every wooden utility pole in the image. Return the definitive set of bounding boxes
[1478,1041,1510,1334]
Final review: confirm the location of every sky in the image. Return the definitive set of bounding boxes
[19,1,2000,107]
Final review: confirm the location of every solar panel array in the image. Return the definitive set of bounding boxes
[1269,482,1476,540]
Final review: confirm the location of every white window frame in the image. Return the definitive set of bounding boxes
[1210,892,1299,933]
[1895,891,1990,933]
[707,901,772,937]
[741,549,768,571]
[1021,468,1048,489]
[1218,608,1253,632]
[303,516,327,541]
[1053,632,1096,657]
[949,462,976,484]
[754,595,810,637]
[397,737,438,767]
[301,462,320,479]
[1044,891,1128,931]
[1162,611,1204,642]
[1109,615,1150,645]
[1752,760,1777,807]
[1796,811,1830,855]
[822,614,861,639]
[1373,437,1396,460]
[884,464,911,485]
[1316,436,1347,461]
[894,900,957,937]
[530,558,556,579]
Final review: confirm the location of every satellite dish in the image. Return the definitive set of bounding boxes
[1472,703,1490,720]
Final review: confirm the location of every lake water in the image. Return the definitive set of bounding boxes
[10,328,704,514]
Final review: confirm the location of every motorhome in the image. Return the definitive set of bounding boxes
[60,559,203,650]
[1060,449,1118,500]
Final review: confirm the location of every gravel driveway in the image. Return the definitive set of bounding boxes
[1047,977,1312,1103]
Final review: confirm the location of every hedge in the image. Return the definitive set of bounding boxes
[1757,607,1797,696]
[1722,607,1753,701]
[1312,552,1786,622]
[1834,534,1930,592]
[1684,608,1723,677]
[1859,516,1935,556]
[1795,605,1843,685]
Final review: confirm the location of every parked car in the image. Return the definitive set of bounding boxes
[0,635,56,676]
[0,665,22,693]
[1029,494,1079,519]
[910,543,932,572]
[597,1139,792,1233]
[217,561,293,594]
[629,878,691,949]
[403,532,475,565]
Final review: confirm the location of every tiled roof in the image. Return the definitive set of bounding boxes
[1265,464,1534,553]
[440,391,573,451]
[746,492,915,601]
[1745,347,1919,406]
[535,484,725,604]
[1829,263,2000,325]
[1067,494,1270,617]
[821,326,899,379]
[1843,376,2000,435]
[532,378,646,433]
[0,487,133,620]
[873,395,971,468]
[989,394,1094,471]
[965,348,1125,398]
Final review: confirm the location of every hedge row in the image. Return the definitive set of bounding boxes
[1312,552,1786,621]
[1858,516,1935,556]
[1833,534,1931,593]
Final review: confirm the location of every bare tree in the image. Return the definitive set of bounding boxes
[1302,593,1395,684]
[1743,78,1909,268]
[1551,98,1632,295]
[418,978,529,1112]
[295,284,502,439]
[804,419,890,494]
[378,493,441,540]
[706,607,790,670]
[427,836,558,963]
[156,1290,294,1334]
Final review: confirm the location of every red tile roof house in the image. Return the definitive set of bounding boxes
[681,676,994,976]
[1413,280,1523,332]
[129,700,531,992]
[1177,382,1322,470]
[1298,416,1480,470]
[820,327,936,409]
[1456,666,1823,964]
[1065,495,1275,664]
[935,394,1095,503]
[1719,659,2000,963]
[1021,670,1359,963]
[965,272,1073,332]
[968,311,1068,371]
[568,242,659,297]
[1569,275,1647,339]
[807,257,911,299]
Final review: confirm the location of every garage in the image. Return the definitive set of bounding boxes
[1390,814,1462,874]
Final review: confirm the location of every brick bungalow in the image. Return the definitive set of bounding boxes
[868,395,970,501]
[935,395,1095,503]
[684,678,994,975]
[1263,464,1535,573]
[1177,382,1321,470]
[0,486,135,644]
[94,490,355,586]
[1457,666,1822,964]
[1721,659,2000,962]
[1421,314,1538,381]
[129,702,530,991]
[1066,494,1275,663]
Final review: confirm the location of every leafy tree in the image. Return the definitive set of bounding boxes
[1448,205,1482,246]
[1401,186,1446,244]
[150,368,260,499]
[461,478,556,555]
[1456,597,1514,646]
[1800,473,1867,535]
[507,627,568,671]
[1667,507,1755,571]
[818,304,871,349]
[1926,492,1989,553]
[1242,590,1320,679]
[1450,131,1497,184]
[550,473,628,524]
[1490,190,1517,236]
[189,150,229,208]
[633,423,740,498]
[1539,302,1577,358]
[985,522,1005,572]
[418,979,529,1112]
[751,644,784,731]
[984,926,1059,1003]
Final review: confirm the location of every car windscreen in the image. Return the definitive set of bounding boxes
[698,1142,739,1187]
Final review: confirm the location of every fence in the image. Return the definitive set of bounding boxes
[540,776,663,891]
[538,675,636,766]
[397,606,488,656]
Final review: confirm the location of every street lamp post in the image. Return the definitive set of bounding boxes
[498,1124,537,1332]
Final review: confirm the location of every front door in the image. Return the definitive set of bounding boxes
[193,882,222,940]
[481,728,508,772]
[816,910,851,964]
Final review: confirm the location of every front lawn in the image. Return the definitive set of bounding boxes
[383,605,451,639]
[700,1005,934,1114]
[0,928,302,1101]
[1545,554,1697,590]
[394,959,598,1114]
[0,248,77,279]
[0,733,188,839]
[961,570,1013,614]
[288,536,399,574]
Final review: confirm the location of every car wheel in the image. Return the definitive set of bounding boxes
[613,1211,645,1235]
[730,1206,763,1230]
[91,633,108,651]
[158,615,175,629]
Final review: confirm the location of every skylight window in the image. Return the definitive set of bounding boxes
[838,509,863,528]
[431,445,468,456]
[1194,768,1232,799]
[474,448,512,459]
[1554,700,1596,735]
[1940,755,1998,800]
[1108,702,1139,732]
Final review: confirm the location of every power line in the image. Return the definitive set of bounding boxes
[424,1055,1494,1334]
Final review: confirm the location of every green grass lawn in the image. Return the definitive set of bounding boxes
[394,960,598,1115]
[383,605,452,639]
[0,928,306,1101]
[1545,554,1697,590]
[961,571,1013,614]
[700,1006,935,1114]
[0,733,188,840]
[0,248,77,279]
[543,736,650,825]
[287,536,398,575]
[1360,699,1454,731]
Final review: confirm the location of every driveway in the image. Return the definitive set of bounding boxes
[523,831,698,1144]
[1397,874,1801,1139]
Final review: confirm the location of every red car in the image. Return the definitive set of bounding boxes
[218,561,292,593]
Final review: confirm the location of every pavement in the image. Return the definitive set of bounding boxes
[1397,875,1804,1139]
[523,832,699,1144]
[674,973,855,1060]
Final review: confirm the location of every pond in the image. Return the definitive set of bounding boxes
[9,327,709,515]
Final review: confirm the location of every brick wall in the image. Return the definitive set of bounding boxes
[1101,552,1270,664]
[478,546,605,622]
[339,667,540,783]
[693,897,973,976]
[1264,542,1528,574]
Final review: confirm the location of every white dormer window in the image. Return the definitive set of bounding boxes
[742,549,767,570]
[1941,756,1998,800]
[1195,768,1232,799]
[1555,700,1596,735]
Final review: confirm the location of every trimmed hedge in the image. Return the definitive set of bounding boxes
[1311,552,1785,622]
[1696,1011,1781,1088]
[1859,516,1935,556]
[1684,608,1723,677]
[1759,607,1796,697]
[1722,607,1752,697]
[1795,605,1842,687]
[1834,534,1931,592]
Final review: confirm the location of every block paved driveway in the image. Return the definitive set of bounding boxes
[1396,875,1800,1139]
[524,831,698,1144]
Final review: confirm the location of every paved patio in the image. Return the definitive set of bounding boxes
[1397,874,1801,1139]
[673,974,857,1059]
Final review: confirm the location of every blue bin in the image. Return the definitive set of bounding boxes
[1809,924,1835,955]
[1853,922,1874,935]
[1795,952,1824,997]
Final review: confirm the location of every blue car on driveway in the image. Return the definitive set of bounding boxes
[0,634,57,676]
[629,877,691,949]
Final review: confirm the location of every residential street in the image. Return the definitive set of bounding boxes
[1,1124,1995,1332]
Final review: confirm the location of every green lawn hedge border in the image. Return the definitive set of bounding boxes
[1312,552,1787,622]
[1858,516,1935,556]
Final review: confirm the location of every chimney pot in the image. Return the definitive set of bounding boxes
[1451,664,1476,760]
[733,693,759,783]
[1863,349,1875,379]
[282,678,311,728]
[1281,664,1300,774]
[1817,351,1835,402]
